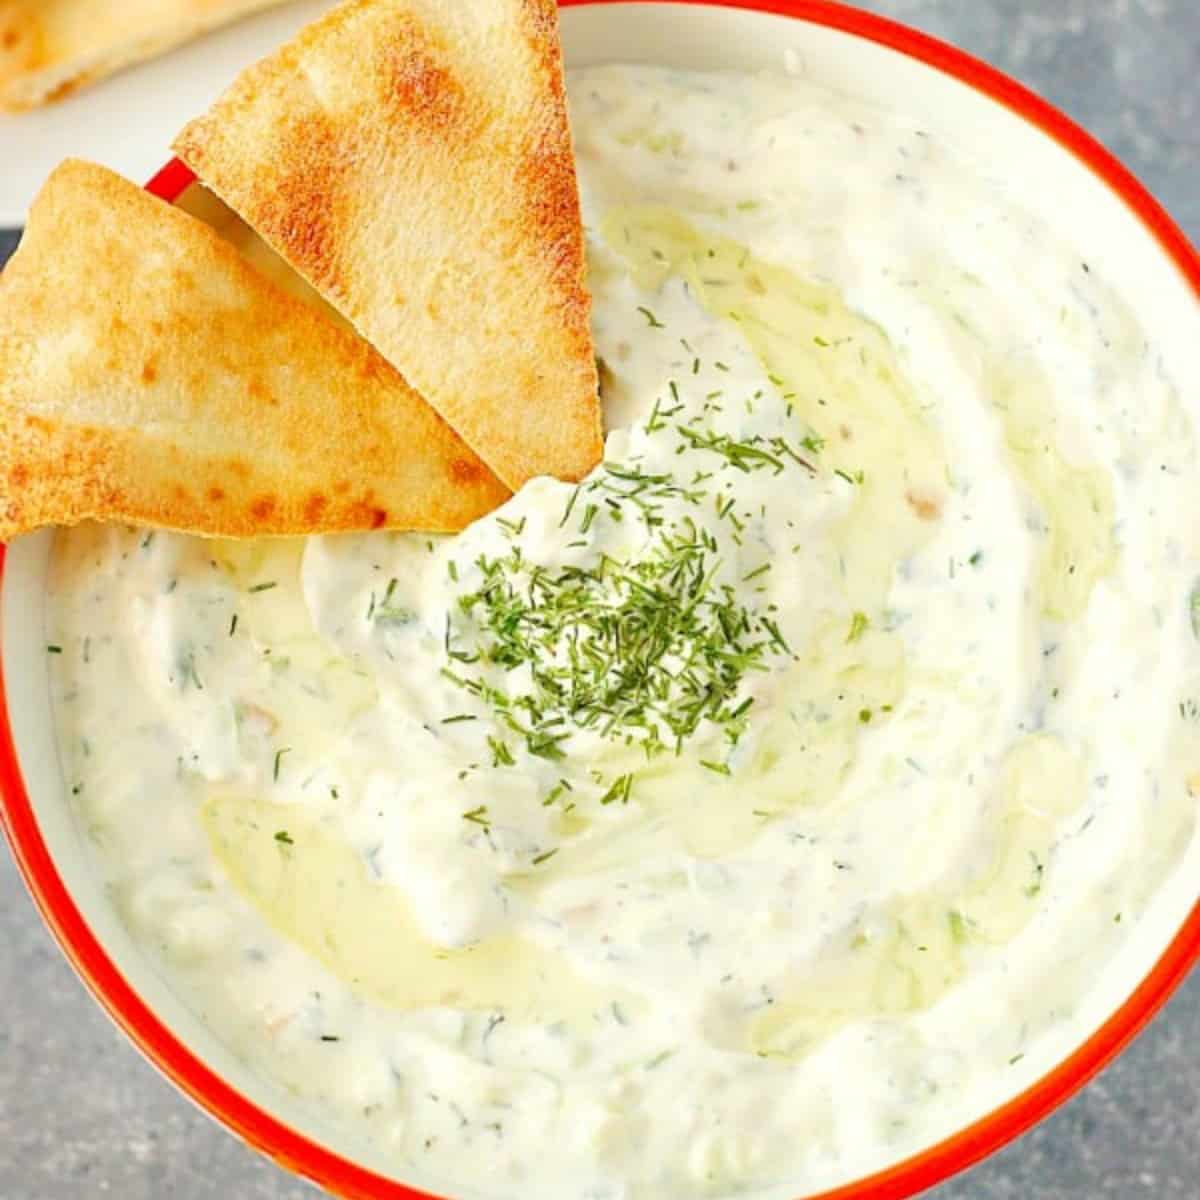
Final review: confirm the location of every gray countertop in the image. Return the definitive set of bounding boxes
[1,1,1197,1197]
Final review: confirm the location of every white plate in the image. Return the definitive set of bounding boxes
[0,1,332,226]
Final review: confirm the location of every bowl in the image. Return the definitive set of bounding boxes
[3,2,1199,1198]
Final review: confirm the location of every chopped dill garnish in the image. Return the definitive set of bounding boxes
[559,485,582,527]
[760,616,790,654]
[248,581,277,593]
[439,432,816,761]
[677,426,784,473]
[599,774,634,805]
[229,613,238,637]
[523,726,569,761]
[543,779,573,807]
[636,306,665,328]
[447,528,787,756]
[1024,852,1045,898]
[273,747,290,781]
[847,611,870,642]
[530,848,559,867]
[488,736,515,767]
[274,830,293,845]
[46,644,63,654]
[462,805,490,827]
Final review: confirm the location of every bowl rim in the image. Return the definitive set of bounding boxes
[3,2,1199,1198]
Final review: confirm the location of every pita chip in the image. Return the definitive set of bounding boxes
[0,159,509,541]
[0,0,294,111]
[174,0,603,490]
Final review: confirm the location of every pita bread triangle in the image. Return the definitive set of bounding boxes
[0,0,292,111]
[0,159,509,540]
[174,0,603,491]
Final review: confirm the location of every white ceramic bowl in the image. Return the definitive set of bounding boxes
[3,4,1199,1198]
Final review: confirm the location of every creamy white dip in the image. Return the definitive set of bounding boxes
[47,64,1200,1199]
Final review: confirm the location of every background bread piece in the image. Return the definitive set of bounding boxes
[174,0,603,491]
[0,159,509,541]
[0,0,297,111]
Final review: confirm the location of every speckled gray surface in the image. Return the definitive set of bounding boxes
[1,2,1197,1198]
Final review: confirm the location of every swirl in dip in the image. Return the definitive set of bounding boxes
[47,64,1199,1200]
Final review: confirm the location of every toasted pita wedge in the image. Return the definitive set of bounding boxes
[174,0,602,490]
[0,0,294,111]
[0,160,509,541]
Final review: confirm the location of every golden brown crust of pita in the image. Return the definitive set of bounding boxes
[0,160,509,541]
[174,0,603,491]
[0,0,293,111]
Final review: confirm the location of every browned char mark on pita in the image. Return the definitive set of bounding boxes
[254,110,347,295]
[381,14,466,132]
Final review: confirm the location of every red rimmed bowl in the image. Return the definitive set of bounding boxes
[3,2,1199,1198]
